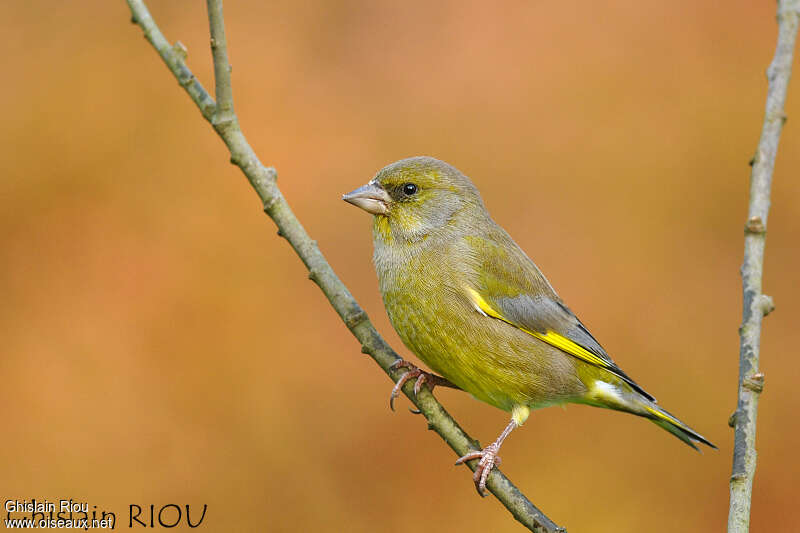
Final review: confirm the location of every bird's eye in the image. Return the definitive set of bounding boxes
[402,183,418,196]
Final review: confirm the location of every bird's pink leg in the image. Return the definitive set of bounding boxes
[388,359,458,411]
[455,418,518,497]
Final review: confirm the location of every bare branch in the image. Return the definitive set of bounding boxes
[125,0,564,531]
[128,2,214,121]
[206,0,235,125]
[728,1,799,531]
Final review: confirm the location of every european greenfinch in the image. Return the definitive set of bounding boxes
[343,156,714,496]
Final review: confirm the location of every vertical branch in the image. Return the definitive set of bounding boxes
[728,1,799,531]
[206,0,235,124]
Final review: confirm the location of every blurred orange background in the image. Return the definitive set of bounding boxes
[2,1,799,531]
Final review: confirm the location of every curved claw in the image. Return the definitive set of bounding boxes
[454,450,483,465]
[413,373,428,396]
[389,359,407,371]
[388,359,455,411]
[455,444,502,497]
[389,367,422,411]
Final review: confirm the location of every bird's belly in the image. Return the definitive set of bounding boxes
[383,288,585,412]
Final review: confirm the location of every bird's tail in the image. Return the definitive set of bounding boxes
[588,378,716,450]
[635,398,716,450]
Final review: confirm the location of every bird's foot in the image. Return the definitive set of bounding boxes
[388,359,452,411]
[455,443,503,497]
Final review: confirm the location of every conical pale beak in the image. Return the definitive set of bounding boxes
[342,182,391,216]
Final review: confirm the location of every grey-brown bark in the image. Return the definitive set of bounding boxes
[728,1,799,531]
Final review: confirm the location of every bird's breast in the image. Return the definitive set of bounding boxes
[373,236,470,369]
[372,236,583,411]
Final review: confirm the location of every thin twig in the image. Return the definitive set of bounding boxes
[728,1,799,531]
[206,0,234,124]
[125,0,564,531]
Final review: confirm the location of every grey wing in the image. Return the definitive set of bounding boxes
[491,293,655,402]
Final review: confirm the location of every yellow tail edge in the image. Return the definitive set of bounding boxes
[643,404,717,451]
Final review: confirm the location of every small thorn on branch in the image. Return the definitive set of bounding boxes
[213,116,238,130]
[743,373,765,393]
[728,412,737,428]
[759,295,775,316]
[172,41,188,61]
[178,74,197,89]
[343,309,368,329]
[731,473,747,483]
[744,216,766,235]
[263,195,279,213]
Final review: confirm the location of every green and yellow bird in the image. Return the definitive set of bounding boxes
[343,156,715,496]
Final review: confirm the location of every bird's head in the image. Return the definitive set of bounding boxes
[343,156,485,242]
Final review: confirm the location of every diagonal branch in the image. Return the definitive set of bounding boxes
[728,1,799,531]
[125,0,564,531]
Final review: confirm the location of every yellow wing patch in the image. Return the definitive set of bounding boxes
[644,405,681,425]
[465,287,612,370]
[535,330,609,368]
